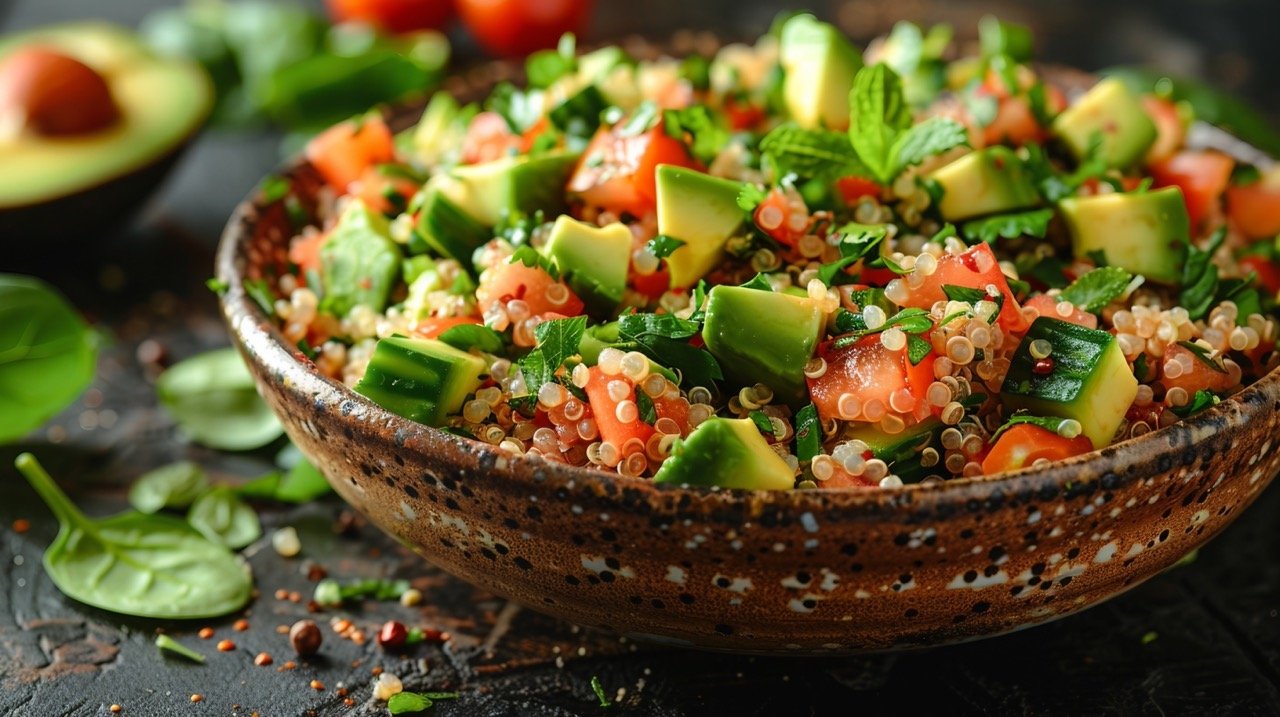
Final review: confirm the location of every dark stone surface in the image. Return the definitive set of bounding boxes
[4,1,1280,714]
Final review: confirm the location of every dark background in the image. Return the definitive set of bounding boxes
[3,1,1280,715]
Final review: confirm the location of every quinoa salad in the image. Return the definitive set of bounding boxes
[251,14,1280,491]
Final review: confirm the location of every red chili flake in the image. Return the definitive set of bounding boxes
[343,698,356,707]
[371,666,383,676]
[377,621,407,650]
[305,564,328,581]
[1033,358,1055,375]
[335,688,349,698]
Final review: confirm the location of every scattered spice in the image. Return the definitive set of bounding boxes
[198,627,214,640]
[336,687,349,697]
[399,588,423,607]
[216,639,236,652]
[377,620,407,650]
[1142,631,1159,644]
[190,694,203,704]
[343,698,356,707]
[272,526,301,557]
[305,563,328,581]
[306,600,322,613]
[11,518,30,533]
[110,705,121,713]
[350,629,367,645]
[372,672,403,701]
[254,652,273,666]
[371,666,384,676]
[277,660,297,672]
[274,589,289,600]
[310,679,325,691]
[275,624,290,634]
[288,591,302,603]
[233,619,250,632]
[289,619,322,656]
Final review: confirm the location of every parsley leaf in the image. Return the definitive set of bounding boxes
[548,84,607,143]
[990,413,1076,443]
[794,403,822,463]
[1058,266,1134,312]
[487,82,544,133]
[509,245,560,280]
[647,235,686,259]
[749,410,775,436]
[817,223,888,286]
[636,390,657,425]
[520,316,587,390]
[617,312,700,340]
[832,307,934,348]
[526,33,577,89]
[941,284,1004,324]
[759,123,870,181]
[1024,140,1108,203]
[1177,340,1227,374]
[1180,228,1225,320]
[960,208,1054,244]
[906,334,933,365]
[1172,389,1219,417]
[737,183,768,213]
[617,313,722,389]
[664,106,729,164]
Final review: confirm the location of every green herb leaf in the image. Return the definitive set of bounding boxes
[1172,389,1219,417]
[989,413,1075,443]
[1177,341,1228,373]
[906,334,933,365]
[941,284,1004,324]
[509,245,560,280]
[736,183,767,213]
[520,316,588,391]
[794,403,822,463]
[1058,266,1134,312]
[680,53,711,91]
[636,390,657,425]
[979,16,1034,62]
[889,115,969,177]
[960,208,1054,244]
[1023,140,1108,203]
[314,577,411,607]
[206,277,230,294]
[618,313,700,340]
[387,690,460,714]
[487,82,544,133]
[749,410,775,436]
[128,461,210,514]
[187,487,262,550]
[819,223,890,286]
[617,314,721,389]
[548,85,607,143]
[646,235,687,259]
[0,275,98,444]
[738,273,774,292]
[438,324,506,354]
[663,105,730,164]
[1133,352,1150,382]
[591,675,612,708]
[848,64,912,183]
[758,123,870,181]
[243,278,277,317]
[617,100,660,137]
[157,348,283,450]
[1180,228,1226,320]
[14,453,253,618]
[526,33,577,89]
[155,634,206,663]
[832,307,934,348]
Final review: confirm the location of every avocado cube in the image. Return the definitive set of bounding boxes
[320,199,403,316]
[437,151,580,226]
[1000,317,1138,448]
[655,165,748,288]
[653,418,795,490]
[778,14,863,130]
[1051,77,1157,170]
[354,336,486,428]
[544,215,631,310]
[701,285,825,407]
[1060,186,1189,285]
[929,147,1041,221]
[414,187,492,269]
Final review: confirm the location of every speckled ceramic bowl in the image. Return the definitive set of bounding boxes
[216,56,1280,653]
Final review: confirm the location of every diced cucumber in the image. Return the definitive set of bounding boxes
[354,336,486,427]
[414,187,492,270]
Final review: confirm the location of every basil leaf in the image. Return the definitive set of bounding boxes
[0,275,98,444]
[187,487,262,550]
[388,692,434,715]
[907,334,933,365]
[438,324,506,354]
[749,410,775,437]
[758,123,870,181]
[15,453,253,619]
[157,348,284,451]
[647,235,687,259]
[960,208,1054,244]
[889,115,969,177]
[128,461,210,513]
[155,634,206,663]
[848,63,911,183]
[1058,266,1134,312]
[794,403,822,463]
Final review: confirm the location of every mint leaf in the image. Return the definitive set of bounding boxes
[817,223,888,286]
[889,115,968,176]
[1058,266,1134,312]
[759,123,870,181]
[848,64,912,183]
[794,403,822,463]
[961,208,1053,244]
[647,235,686,259]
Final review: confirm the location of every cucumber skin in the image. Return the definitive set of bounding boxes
[354,337,484,427]
[415,190,490,270]
[1001,317,1113,403]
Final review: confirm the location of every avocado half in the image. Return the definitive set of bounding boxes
[0,22,212,241]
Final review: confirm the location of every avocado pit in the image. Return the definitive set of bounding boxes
[0,46,121,138]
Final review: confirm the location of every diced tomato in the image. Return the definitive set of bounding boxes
[476,261,585,318]
[352,166,419,214]
[822,466,877,489]
[413,315,482,339]
[899,243,1028,333]
[651,392,692,437]
[807,335,933,424]
[1159,342,1236,395]
[752,188,808,247]
[835,176,881,205]
[1149,150,1235,231]
[980,424,1094,474]
[456,0,593,57]
[724,97,766,131]
[1226,167,1280,240]
[568,122,700,216]
[461,111,522,165]
[305,116,396,192]
[583,367,654,455]
[1022,293,1099,329]
[288,231,328,276]
[1143,96,1186,164]
[631,267,670,299]
[983,95,1045,147]
[1239,255,1280,295]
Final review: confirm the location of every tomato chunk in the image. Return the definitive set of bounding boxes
[461,111,522,165]
[1149,150,1234,231]
[412,316,482,339]
[305,116,396,192]
[1226,167,1280,240]
[1159,342,1236,395]
[808,335,933,424]
[583,367,654,455]
[1239,255,1280,296]
[568,122,699,216]
[753,188,809,247]
[1022,294,1099,329]
[981,424,1093,474]
[899,243,1028,333]
[1143,96,1186,164]
[476,260,585,318]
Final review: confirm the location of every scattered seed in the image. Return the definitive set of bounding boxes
[233,619,249,632]
[289,619,322,657]
[217,639,235,652]
[372,672,403,701]
[190,695,203,704]
[277,660,297,672]
[11,518,30,533]
[272,527,301,558]
[310,680,325,691]
[198,627,214,640]
[274,589,289,600]
[275,625,290,635]
[377,621,407,650]
[254,652,273,666]
[110,705,121,713]
[400,588,423,607]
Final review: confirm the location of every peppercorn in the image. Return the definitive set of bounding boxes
[1033,357,1055,375]
[289,619,322,656]
[377,620,407,650]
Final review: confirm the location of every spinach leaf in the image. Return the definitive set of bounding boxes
[961,208,1054,244]
[239,454,331,503]
[14,453,253,619]
[187,487,262,549]
[128,461,210,514]
[320,200,403,316]
[758,123,869,181]
[0,275,98,444]
[156,347,284,451]
[1058,266,1134,312]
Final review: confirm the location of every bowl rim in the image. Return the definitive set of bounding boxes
[215,64,1280,514]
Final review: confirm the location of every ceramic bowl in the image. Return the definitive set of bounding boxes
[215,57,1280,654]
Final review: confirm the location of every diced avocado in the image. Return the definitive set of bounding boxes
[436,151,580,226]
[1051,77,1157,170]
[1000,317,1138,448]
[843,417,942,483]
[653,418,795,490]
[354,336,486,428]
[411,92,474,167]
[1060,187,1189,284]
[576,322,678,383]
[544,215,631,310]
[655,165,748,288]
[929,146,1041,221]
[701,285,825,407]
[320,199,403,316]
[778,14,863,129]
[413,186,492,269]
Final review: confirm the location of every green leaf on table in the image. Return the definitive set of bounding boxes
[128,461,210,513]
[1059,266,1134,312]
[388,691,459,715]
[960,208,1053,244]
[0,274,98,444]
[155,634,206,663]
[157,347,284,451]
[313,577,410,607]
[187,487,262,550]
[14,453,253,619]
[591,675,612,708]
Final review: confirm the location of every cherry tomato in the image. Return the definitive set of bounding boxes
[325,0,454,34]
[0,47,119,135]
[1226,167,1280,240]
[1149,150,1234,231]
[1239,255,1280,296]
[980,424,1093,474]
[457,0,594,57]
